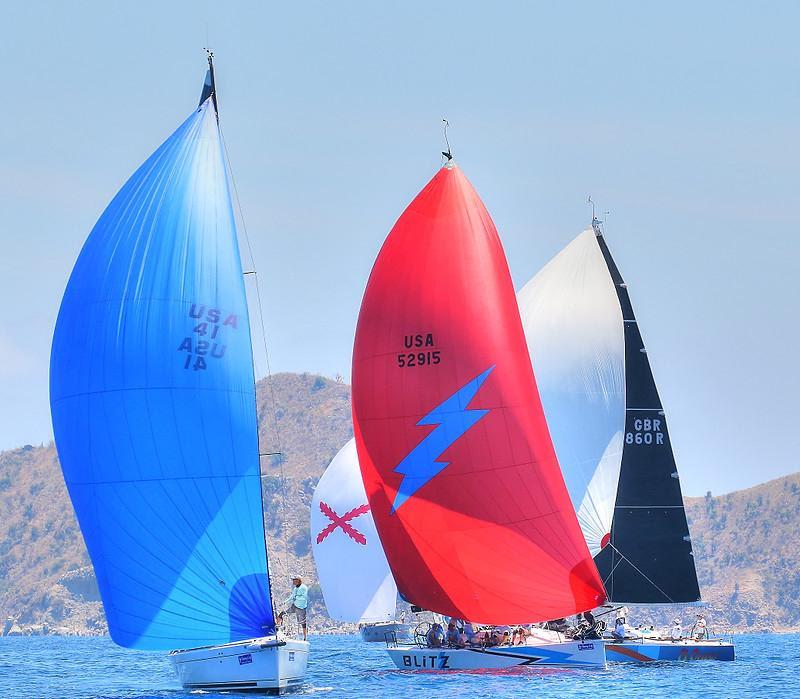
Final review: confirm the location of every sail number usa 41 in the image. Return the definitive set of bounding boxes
[177,303,238,371]
[397,333,441,368]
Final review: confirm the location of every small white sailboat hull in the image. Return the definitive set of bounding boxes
[387,640,606,670]
[169,635,309,693]
[360,621,412,642]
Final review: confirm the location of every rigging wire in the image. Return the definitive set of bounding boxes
[606,542,676,604]
[218,123,294,595]
[204,0,211,56]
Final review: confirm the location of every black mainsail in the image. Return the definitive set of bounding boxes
[591,218,701,604]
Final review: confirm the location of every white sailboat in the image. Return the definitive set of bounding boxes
[310,439,411,642]
[49,54,309,691]
[518,215,734,662]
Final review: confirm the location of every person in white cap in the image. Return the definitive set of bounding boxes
[277,575,308,641]
[670,618,683,641]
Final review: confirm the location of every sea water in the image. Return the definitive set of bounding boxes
[0,633,796,698]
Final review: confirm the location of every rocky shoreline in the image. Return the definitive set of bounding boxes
[0,614,358,638]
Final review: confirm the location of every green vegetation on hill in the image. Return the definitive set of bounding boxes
[0,372,797,635]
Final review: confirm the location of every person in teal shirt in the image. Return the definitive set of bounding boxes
[278,576,308,640]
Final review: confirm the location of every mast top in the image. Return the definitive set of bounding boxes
[199,49,218,116]
[441,119,453,164]
[587,196,608,235]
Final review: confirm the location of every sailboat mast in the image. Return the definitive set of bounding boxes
[204,54,282,626]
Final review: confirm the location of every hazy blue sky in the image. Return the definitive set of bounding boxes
[1,2,797,495]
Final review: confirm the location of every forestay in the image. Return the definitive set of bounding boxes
[50,97,275,650]
[517,229,625,556]
[352,163,606,624]
[311,439,397,623]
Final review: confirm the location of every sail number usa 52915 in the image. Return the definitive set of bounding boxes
[397,333,441,368]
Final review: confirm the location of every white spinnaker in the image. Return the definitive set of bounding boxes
[311,438,397,622]
[517,229,626,556]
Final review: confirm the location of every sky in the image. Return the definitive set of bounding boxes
[1,1,797,496]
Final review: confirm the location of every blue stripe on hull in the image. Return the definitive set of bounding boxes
[606,641,735,662]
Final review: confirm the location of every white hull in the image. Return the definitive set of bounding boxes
[387,639,606,670]
[360,621,412,642]
[169,634,309,693]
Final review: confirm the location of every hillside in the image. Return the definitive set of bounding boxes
[1,372,798,636]
[684,476,800,631]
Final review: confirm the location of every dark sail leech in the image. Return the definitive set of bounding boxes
[591,219,701,604]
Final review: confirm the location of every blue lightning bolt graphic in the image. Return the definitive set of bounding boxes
[391,365,495,513]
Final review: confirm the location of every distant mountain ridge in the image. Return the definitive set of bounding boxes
[0,372,797,635]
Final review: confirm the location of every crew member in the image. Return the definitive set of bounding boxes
[612,616,626,641]
[693,614,708,640]
[462,621,478,645]
[278,575,308,641]
[670,618,682,642]
[446,621,463,647]
[426,622,444,648]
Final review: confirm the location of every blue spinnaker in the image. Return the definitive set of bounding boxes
[50,98,275,650]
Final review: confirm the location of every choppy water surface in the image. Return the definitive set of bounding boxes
[0,633,796,698]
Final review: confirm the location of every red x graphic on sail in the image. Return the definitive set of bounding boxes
[317,502,370,545]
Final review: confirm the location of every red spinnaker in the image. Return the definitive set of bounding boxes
[352,164,606,623]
